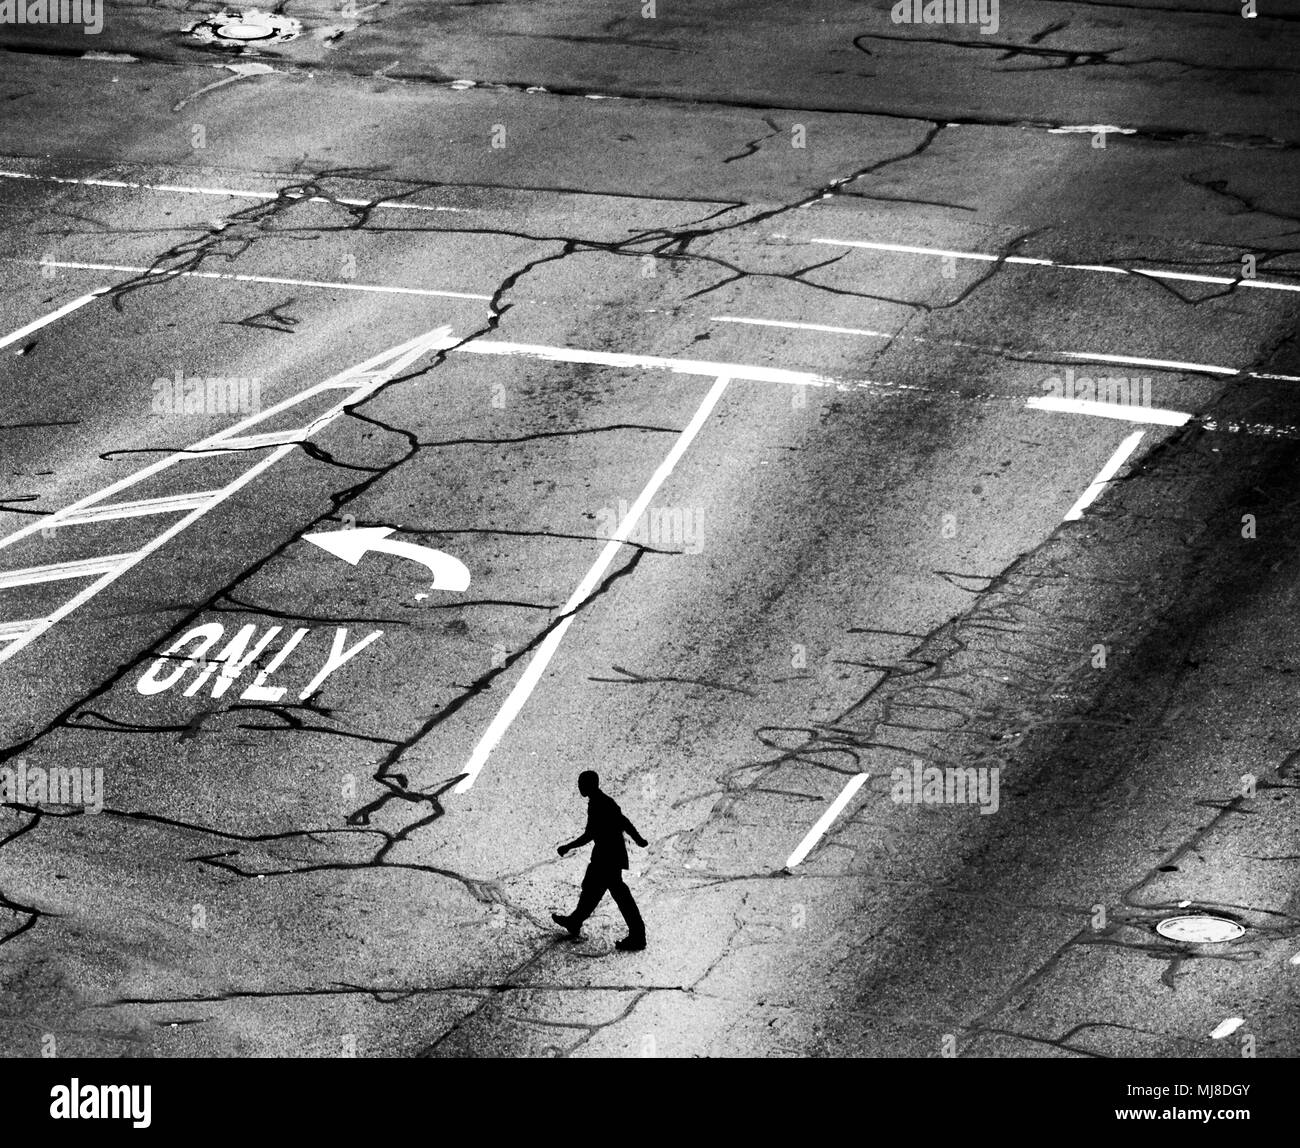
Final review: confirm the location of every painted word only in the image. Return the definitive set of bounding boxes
[135,623,382,701]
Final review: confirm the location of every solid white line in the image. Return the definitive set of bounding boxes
[0,619,40,639]
[35,261,492,301]
[1062,431,1145,522]
[1027,395,1192,426]
[785,772,871,869]
[454,373,735,794]
[0,289,108,350]
[0,169,471,213]
[452,338,841,388]
[794,236,1300,294]
[709,315,1300,382]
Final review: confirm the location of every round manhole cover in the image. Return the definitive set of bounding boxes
[188,10,302,46]
[1155,914,1245,943]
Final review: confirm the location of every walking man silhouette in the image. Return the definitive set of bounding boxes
[552,770,648,951]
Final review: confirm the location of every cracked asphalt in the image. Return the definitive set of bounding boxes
[0,0,1297,1060]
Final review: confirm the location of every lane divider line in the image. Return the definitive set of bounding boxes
[453,373,734,794]
[789,235,1300,294]
[708,314,1300,383]
[31,261,492,302]
[0,169,472,213]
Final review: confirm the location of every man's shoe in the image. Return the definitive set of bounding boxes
[615,935,646,951]
[551,912,581,937]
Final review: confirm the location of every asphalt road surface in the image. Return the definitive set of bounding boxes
[0,0,1297,1060]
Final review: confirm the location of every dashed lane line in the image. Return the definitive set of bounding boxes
[708,315,1300,383]
[784,235,1300,294]
[32,261,493,302]
[0,169,473,213]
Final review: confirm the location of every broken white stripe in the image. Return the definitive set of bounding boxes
[454,374,734,794]
[1063,431,1145,522]
[1210,1017,1245,1040]
[34,261,492,301]
[785,772,870,869]
[794,236,1300,293]
[0,169,471,213]
[1027,395,1192,426]
[0,289,108,350]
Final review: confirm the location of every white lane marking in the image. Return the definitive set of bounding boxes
[0,169,471,213]
[1055,350,1234,377]
[34,261,492,301]
[1027,395,1193,426]
[0,326,458,667]
[785,772,871,869]
[453,338,841,387]
[1063,431,1145,522]
[1046,125,1136,135]
[454,374,734,794]
[790,236,1300,294]
[0,552,135,591]
[710,315,1300,382]
[0,289,109,350]
[58,490,220,526]
[1210,1017,1245,1040]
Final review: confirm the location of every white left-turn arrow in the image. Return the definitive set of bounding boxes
[303,527,470,592]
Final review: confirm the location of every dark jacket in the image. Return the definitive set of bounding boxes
[570,790,641,870]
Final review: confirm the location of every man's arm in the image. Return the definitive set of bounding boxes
[557,817,595,856]
[622,812,648,848]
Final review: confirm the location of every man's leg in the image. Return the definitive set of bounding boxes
[570,864,610,926]
[608,873,645,941]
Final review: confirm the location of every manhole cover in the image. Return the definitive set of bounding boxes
[1155,914,1245,943]
[188,10,302,46]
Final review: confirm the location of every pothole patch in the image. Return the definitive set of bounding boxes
[188,10,302,47]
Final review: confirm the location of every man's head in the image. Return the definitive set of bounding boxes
[577,770,599,797]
